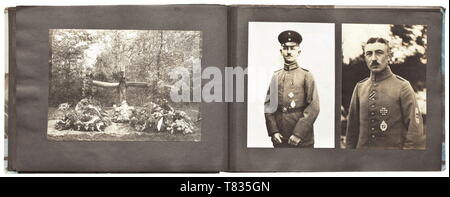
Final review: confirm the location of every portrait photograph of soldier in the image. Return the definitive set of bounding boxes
[247,22,335,148]
[341,24,427,150]
[47,29,201,141]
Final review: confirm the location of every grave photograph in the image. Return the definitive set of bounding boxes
[47,29,202,142]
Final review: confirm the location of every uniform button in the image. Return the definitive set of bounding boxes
[282,107,287,112]
[371,119,375,123]
[371,135,375,138]
[373,83,378,87]
[370,112,375,116]
[370,104,375,108]
[371,128,375,131]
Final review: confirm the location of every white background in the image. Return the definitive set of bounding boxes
[0,0,448,177]
[247,22,335,148]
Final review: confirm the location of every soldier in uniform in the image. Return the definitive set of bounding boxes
[264,30,320,148]
[345,37,424,149]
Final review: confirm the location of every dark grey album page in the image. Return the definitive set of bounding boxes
[229,6,443,171]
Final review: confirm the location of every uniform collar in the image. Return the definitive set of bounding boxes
[370,66,394,82]
[284,62,299,71]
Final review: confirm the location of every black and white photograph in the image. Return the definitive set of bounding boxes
[247,22,335,148]
[47,29,202,141]
[341,24,427,150]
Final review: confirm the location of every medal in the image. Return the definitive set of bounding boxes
[290,100,296,108]
[415,107,420,124]
[380,120,388,132]
[288,92,294,98]
[380,107,389,116]
[369,90,377,100]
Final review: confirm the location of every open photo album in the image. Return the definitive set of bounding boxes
[5,5,445,172]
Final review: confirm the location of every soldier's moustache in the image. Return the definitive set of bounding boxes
[370,61,380,66]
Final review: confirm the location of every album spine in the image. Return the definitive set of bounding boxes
[226,5,239,172]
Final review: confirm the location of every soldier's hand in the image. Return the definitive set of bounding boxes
[288,135,302,146]
[271,133,284,144]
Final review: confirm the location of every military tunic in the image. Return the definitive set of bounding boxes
[345,66,424,149]
[264,63,320,148]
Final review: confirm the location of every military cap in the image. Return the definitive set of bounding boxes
[278,30,302,45]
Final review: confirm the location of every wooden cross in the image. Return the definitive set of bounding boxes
[87,71,151,103]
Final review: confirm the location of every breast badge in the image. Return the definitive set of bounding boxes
[380,120,388,132]
[290,100,296,108]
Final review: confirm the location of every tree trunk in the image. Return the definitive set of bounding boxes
[153,31,164,94]
[156,31,163,79]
